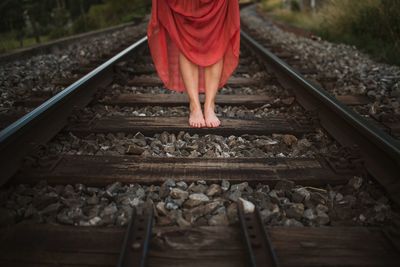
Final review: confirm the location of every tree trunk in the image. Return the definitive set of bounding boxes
[31,20,41,44]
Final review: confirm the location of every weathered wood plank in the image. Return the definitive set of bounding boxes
[14,155,353,186]
[0,111,28,130]
[270,227,400,266]
[101,93,295,108]
[0,225,398,267]
[66,116,313,136]
[0,224,123,267]
[13,97,50,108]
[335,95,370,106]
[12,94,370,110]
[148,226,246,267]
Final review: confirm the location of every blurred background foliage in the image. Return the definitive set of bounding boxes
[260,0,400,65]
[0,0,151,53]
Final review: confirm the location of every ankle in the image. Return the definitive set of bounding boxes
[189,102,202,112]
[203,103,215,111]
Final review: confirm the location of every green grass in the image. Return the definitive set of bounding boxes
[260,0,283,12]
[259,0,400,66]
[0,33,51,54]
[267,8,320,32]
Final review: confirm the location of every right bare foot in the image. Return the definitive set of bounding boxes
[189,103,206,128]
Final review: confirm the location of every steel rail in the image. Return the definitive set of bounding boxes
[117,202,154,267]
[238,202,280,267]
[0,36,148,184]
[240,30,400,205]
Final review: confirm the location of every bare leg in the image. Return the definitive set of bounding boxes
[179,52,205,128]
[204,57,223,127]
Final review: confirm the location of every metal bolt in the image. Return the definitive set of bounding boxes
[131,242,141,250]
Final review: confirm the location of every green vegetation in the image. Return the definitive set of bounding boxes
[0,0,150,54]
[260,0,400,66]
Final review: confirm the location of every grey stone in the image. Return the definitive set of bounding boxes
[228,190,242,202]
[126,144,145,155]
[40,202,62,215]
[89,216,102,226]
[188,193,209,203]
[231,182,249,192]
[168,210,190,227]
[282,134,298,146]
[292,188,311,203]
[310,192,327,205]
[197,180,207,185]
[164,144,175,153]
[159,131,169,144]
[259,209,279,223]
[283,218,304,227]
[347,176,363,190]
[208,213,229,226]
[221,180,230,191]
[102,204,118,216]
[268,190,280,204]
[274,180,295,192]
[315,204,329,214]
[56,211,74,225]
[170,188,189,200]
[106,182,122,196]
[156,202,168,216]
[316,211,330,225]
[285,203,304,220]
[87,194,99,205]
[176,181,188,190]
[135,187,146,199]
[303,208,316,221]
[206,184,222,197]
[239,198,255,214]
[159,179,175,198]
[165,201,179,210]
[188,184,207,194]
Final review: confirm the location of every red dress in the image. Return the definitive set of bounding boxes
[147,0,241,93]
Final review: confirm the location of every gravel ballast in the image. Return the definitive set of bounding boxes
[240,5,400,124]
[0,176,396,228]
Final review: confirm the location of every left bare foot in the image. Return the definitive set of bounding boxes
[204,104,221,128]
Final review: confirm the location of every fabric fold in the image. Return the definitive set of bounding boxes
[147,0,241,93]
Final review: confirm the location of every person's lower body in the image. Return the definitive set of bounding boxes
[179,52,223,128]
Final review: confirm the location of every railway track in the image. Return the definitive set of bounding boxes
[249,6,400,141]
[0,21,400,267]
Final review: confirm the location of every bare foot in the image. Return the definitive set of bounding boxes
[204,104,221,128]
[189,103,206,128]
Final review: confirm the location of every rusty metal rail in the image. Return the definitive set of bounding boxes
[238,202,279,267]
[0,36,147,184]
[117,202,154,267]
